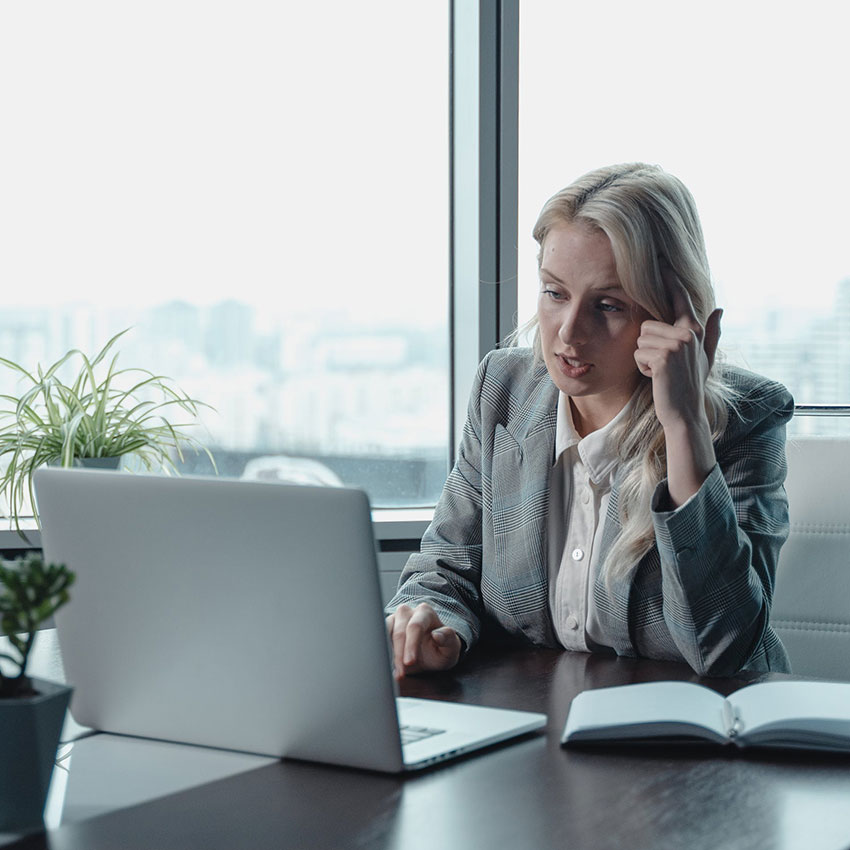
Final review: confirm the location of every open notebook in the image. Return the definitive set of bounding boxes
[562,680,850,752]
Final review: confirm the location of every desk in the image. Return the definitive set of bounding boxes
[6,646,850,850]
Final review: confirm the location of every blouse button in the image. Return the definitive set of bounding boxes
[566,615,579,630]
[581,490,591,505]
[571,548,584,561]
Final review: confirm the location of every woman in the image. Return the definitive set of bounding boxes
[387,162,793,679]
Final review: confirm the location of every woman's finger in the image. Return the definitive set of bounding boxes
[403,603,444,665]
[670,282,702,332]
[390,604,413,680]
[703,308,723,369]
[637,322,695,350]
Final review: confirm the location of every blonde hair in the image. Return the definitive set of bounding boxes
[522,162,737,581]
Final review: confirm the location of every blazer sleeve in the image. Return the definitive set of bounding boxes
[649,377,794,676]
[385,357,489,650]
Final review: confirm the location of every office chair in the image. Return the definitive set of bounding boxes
[771,437,850,680]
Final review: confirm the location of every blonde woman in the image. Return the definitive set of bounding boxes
[387,162,793,679]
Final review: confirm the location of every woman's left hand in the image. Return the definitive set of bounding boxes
[634,281,722,432]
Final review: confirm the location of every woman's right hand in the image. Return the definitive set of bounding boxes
[386,602,462,680]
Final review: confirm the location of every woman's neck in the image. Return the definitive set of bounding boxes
[569,394,629,438]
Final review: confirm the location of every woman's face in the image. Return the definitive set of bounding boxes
[537,222,651,429]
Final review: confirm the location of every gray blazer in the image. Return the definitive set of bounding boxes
[389,347,794,676]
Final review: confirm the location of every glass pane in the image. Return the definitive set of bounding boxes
[0,1,449,508]
[788,414,850,439]
[517,0,849,408]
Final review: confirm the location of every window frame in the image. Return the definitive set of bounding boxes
[450,0,519,456]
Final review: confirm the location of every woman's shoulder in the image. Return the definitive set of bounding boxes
[720,363,794,411]
[477,347,549,395]
[481,345,539,374]
[717,363,795,439]
[473,347,555,426]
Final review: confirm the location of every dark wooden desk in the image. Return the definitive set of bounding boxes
[9,647,850,850]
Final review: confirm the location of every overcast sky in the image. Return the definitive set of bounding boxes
[0,2,448,327]
[2,2,845,334]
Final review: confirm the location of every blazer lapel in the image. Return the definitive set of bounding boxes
[489,371,558,644]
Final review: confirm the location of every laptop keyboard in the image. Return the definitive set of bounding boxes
[400,724,446,745]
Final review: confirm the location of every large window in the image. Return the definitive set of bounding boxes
[517,1,850,436]
[0,2,450,508]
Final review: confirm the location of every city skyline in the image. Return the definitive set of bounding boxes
[1,280,848,511]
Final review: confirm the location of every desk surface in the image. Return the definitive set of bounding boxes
[8,646,850,850]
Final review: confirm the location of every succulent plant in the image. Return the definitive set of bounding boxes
[0,555,74,699]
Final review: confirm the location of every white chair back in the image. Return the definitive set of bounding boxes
[772,437,850,680]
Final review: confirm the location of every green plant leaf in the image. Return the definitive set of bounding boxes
[0,328,214,527]
[0,357,37,383]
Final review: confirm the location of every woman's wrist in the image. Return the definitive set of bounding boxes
[663,415,716,509]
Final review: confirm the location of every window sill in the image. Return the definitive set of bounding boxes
[1,509,433,554]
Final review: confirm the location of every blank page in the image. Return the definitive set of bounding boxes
[565,681,727,740]
[730,680,850,738]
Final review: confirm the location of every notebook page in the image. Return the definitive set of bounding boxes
[565,681,728,739]
[729,680,850,741]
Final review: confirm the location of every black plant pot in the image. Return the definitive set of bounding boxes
[0,678,72,834]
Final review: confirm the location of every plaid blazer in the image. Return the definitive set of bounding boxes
[389,347,794,676]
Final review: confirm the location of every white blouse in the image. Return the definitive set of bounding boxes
[547,394,632,652]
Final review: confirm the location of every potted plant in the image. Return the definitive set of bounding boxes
[0,554,75,834]
[0,328,214,534]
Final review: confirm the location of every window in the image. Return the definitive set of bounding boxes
[517,1,850,436]
[0,1,450,509]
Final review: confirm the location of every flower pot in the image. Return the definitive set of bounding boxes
[75,456,122,470]
[48,456,122,471]
[0,678,72,834]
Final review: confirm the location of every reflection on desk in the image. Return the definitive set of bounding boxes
[44,736,274,829]
[5,645,850,850]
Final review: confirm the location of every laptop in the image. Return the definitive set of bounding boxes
[34,468,546,772]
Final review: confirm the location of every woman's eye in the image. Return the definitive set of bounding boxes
[542,288,565,301]
[598,301,622,313]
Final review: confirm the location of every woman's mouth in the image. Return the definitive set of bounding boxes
[557,354,592,378]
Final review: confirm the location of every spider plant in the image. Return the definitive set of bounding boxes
[0,328,215,533]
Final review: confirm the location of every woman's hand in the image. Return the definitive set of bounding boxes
[634,277,722,507]
[634,283,722,431]
[386,602,462,680]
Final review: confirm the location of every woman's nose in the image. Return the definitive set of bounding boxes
[558,304,587,346]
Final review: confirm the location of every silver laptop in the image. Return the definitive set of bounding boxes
[34,468,546,772]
